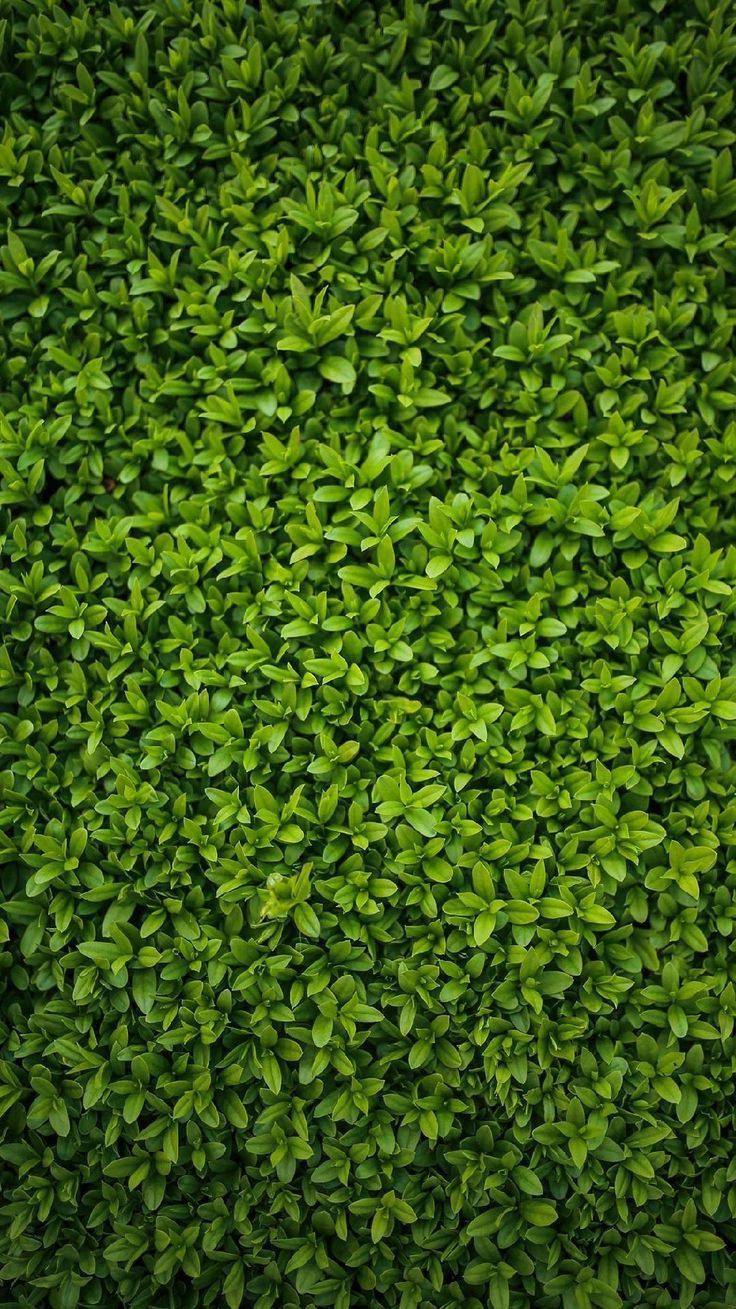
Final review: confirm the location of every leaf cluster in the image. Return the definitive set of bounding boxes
[1,0,736,1306]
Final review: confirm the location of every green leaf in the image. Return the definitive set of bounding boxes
[319,356,356,387]
[521,1200,558,1227]
[223,1261,245,1309]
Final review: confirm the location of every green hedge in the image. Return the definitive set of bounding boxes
[1,0,736,1306]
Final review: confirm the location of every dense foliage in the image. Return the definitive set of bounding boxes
[1,0,736,1305]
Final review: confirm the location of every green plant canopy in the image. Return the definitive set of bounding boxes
[1,0,735,1306]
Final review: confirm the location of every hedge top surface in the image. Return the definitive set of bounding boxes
[1,0,736,1306]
